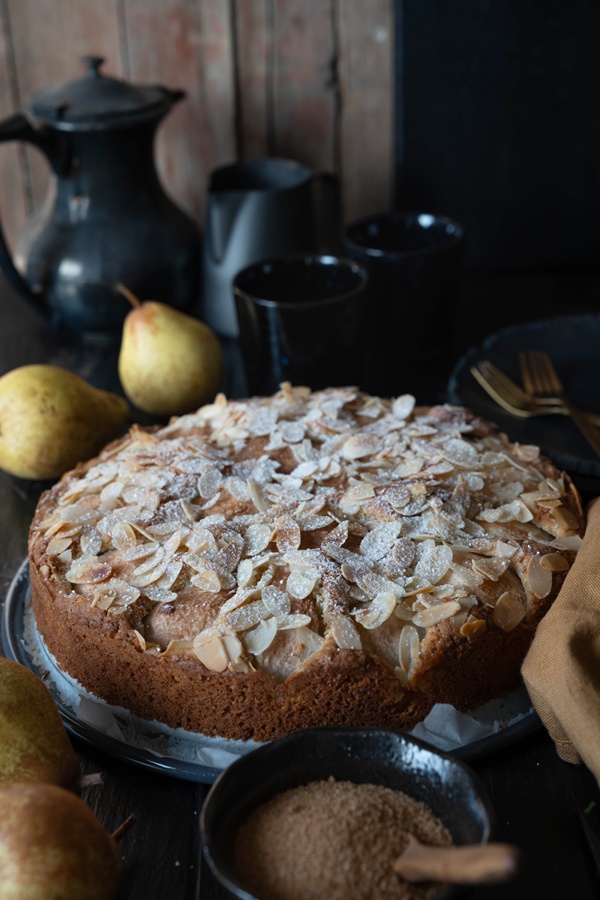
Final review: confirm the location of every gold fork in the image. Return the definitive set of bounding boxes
[519,349,600,457]
[470,360,573,419]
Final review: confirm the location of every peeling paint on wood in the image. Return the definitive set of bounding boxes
[0,0,394,249]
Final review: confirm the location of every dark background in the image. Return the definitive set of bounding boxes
[395,0,600,272]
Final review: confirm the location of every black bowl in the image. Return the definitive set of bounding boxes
[200,727,494,899]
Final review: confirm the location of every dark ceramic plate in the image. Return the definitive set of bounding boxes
[2,560,539,783]
[448,313,600,480]
[201,727,494,900]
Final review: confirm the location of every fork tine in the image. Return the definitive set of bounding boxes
[471,357,600,427]
[479,361,562,409]
[522,349,600,457]
[478,362,528,406]
[537,350,565,395]
[470,366,531,416]
[470,362,568,419]
[531,352,548,394]
[525,350,560,397]
[518,351,535,396]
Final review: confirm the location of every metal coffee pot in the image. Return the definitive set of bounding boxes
[202,158,340,338]
[0,57,201,337]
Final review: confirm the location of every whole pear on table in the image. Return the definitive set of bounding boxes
[0,365,129,480]
[0,657,80,790]
[117,284,223,416]
[0,783,122,900]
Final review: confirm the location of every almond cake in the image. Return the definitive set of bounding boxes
[28,385,585,742]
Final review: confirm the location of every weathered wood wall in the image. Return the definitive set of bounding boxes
[0,0,395,251]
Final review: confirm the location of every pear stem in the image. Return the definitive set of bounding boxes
[111,813,136,842]
[115,282,142,309]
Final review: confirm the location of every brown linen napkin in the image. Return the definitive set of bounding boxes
[522,496,600,779]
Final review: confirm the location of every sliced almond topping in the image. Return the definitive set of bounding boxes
[539,553,570,572]
[330,612,362,650]
[244,617,278,655]
[248,480,270,512]
[133,629,146,650]
[193,630,228,671]
[276,613,312,630]
[353,591,396,630]
[224,600,269,632]
[550,505,581,532]
[79,525,103,556]
[340,481,376,505]
[460,617,487,639]
[286,568,318,600]
[412,600,462,628]
[193,629,243,671]
[398,624,420,673]
[160,639,194,657]
[492,592,526,631]
[472,556,510,582]
[342,433,381,460]
[392,394,416,420]
[550,534,583,551]
[493,540,519,559]
[47,535,74,556]
[526,555,554,599]
[66,559,112,585]
[198,467,223,499]
[244,523,274,556]
[262,585,291,618]
[478,499,533,524]
[440,437,479,468]
[321,520,349,547]
[295,625,325,656]
[414,540,453,585]
[275,515,302,553]
[190,568,222,593]
[359,523,401,562]
[215,539,243,572]
[186,527,218,555]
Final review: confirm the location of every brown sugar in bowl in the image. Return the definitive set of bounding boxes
[200,727,494,900]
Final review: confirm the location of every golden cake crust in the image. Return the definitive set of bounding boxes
[28,385,585,742]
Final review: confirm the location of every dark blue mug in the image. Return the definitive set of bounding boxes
[343,211,465,398]
[234,254,368,396]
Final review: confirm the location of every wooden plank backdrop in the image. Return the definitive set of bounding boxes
[0,0,395,253]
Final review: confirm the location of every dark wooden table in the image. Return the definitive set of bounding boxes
[1,268,600,899]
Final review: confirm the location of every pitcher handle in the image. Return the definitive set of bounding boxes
[0,113,62,317]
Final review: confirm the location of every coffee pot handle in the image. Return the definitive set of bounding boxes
[0,113,67,320]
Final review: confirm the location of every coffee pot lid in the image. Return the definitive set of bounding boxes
[26,57,184,131]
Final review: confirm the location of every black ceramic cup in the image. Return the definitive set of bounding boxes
[233,253,369,396]
[342,211,465,399]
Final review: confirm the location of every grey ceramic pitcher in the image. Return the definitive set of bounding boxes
[201,158,339,338]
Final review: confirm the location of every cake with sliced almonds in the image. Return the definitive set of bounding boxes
[28,384,584,742]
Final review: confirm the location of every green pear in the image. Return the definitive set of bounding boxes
[0,658,80,790]
[117,285,223,416]
[0,783,123,899]
[0,365,129,480]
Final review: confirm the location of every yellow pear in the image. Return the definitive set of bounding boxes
[0,658,80,790]
[117,285,222,416]
[0,784,123,899]
[0,365,129,480]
